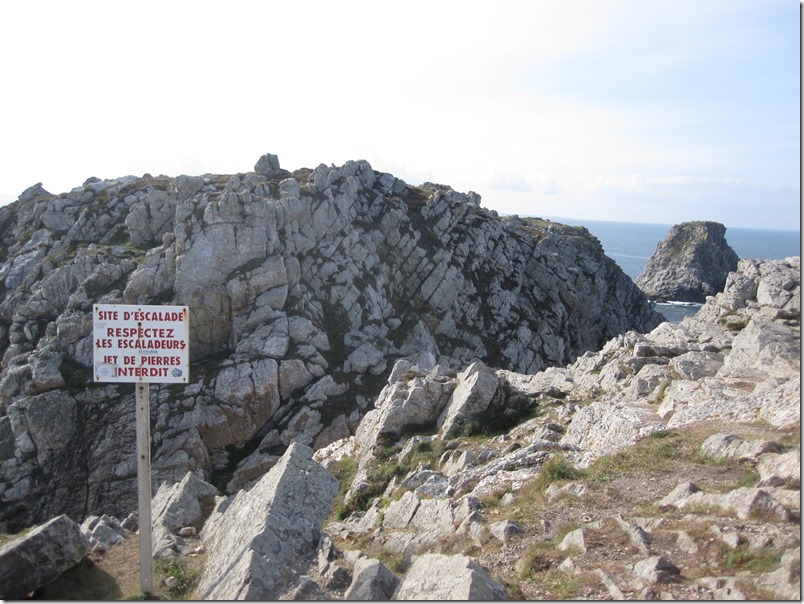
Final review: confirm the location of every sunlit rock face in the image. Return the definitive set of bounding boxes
[0,153,661,530]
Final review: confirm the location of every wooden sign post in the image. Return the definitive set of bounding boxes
[93,304,189,596]
[135,381,153,593]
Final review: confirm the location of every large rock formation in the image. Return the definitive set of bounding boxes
[0,154,662,531]
[306,255,799,601]
[27,255,800,599]
[635,221,739,302]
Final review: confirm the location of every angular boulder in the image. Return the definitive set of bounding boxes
[344,557,400,600]
[758,449,801,488]
[151,471,217,557]
[392,553,507,600]
[195,443,339,600]
[437,362,501,438]
[635,221,739,303]
[0,514,88,599]
[80,514,128,553]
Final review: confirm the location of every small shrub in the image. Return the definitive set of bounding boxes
[541,568,588,599]
[460,418,484,437]
[516,544,553,579]
[734,470,759,489]
[154,555,204,600]
[399,420,436,437]
[542,454,586,483]
[377,550,409,574]
[725,547,784,573]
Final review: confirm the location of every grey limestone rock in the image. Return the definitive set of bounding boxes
[80,514,128,553]
[392,553,508,600]
[343,557,400,600]
[757,449,801,488]
[558,527,588,554]
[0,514,88,599]
[437,361,501,438]
[636,221,739,303]
[0,152,697,532]
[661,485,793,521]
[254,152,281,177]
[632,555,681,586]
[196,443,338,600]
[489,519,523,545]
[700,433,782,462]
[151,471,217,557]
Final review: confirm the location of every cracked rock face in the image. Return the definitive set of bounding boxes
[0,154,661,531]
[636,221,739,303]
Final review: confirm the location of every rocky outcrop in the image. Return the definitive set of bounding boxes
[32,255,799,600]
[303,254,799,601]
[0,154,661,531]
[1,151,798,600]
[0,514,88,599]
[195,442,338,600]
[636,221,739,302]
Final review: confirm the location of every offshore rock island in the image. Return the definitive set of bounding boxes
[0,154,798,600]
[636,221,739,303]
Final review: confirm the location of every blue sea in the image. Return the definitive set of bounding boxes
[547,218,801,323]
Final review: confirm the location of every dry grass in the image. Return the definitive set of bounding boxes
[38,535,204,600]
[476,419,799,600]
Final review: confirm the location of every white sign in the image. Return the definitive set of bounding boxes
[93,304,189,383]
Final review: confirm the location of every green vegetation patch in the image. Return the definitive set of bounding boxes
[585,429,694,482]
[541,454,587,483]
[154,554,205,600]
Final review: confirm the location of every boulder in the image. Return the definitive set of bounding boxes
[254,153,281,177]
[754,546,801,600]
[392,553,507,600]
[757,449,801,488]
[352,357,455,460]
[151,471,217,557]
[343,557,400,600]
[635,221,739,303]
[700,433,782,462]
[489,519,523,545]
[631,555,681,586]
[0,514,88,599]
[80,514,128,553]
[437,362,501,438]
[196,443,338,600]
[662,486,792,521]
[558,527,588,554]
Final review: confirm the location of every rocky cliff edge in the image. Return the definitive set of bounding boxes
[0,153,661,531]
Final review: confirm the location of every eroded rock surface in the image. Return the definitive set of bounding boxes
[195,443,338,600]
[0,514,88,599]
[0,155,662,531]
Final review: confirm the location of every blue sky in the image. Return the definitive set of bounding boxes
[0,0,799,230]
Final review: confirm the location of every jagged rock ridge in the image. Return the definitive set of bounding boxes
[305,255,799,600]
[0,153,662,531]
[635,220,739,303]
[2,256,799,600]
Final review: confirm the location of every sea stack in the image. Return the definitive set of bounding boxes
[635,221,739,303]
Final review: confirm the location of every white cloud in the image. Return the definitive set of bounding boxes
[485,171,561,195]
